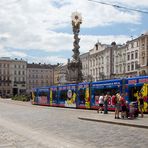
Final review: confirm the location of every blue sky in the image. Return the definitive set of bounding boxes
[0,0,148,64]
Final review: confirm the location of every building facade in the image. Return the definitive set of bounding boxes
[0,57,27,97]
[126,38,139,77]
[113,44,127,78]
[0,57,12,97]
[80,52,89,81]
[138,33,148,75]
[11,58,27,95]
[27,63,54,92]
[80,33,148,81]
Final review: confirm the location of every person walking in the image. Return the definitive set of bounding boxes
[114,93,121,119]
[104,93,109,114]
[98,94,104,113]
[120,94,127,119]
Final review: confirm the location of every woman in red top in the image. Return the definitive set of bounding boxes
[120,94,127,119]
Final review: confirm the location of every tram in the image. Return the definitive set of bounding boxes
[31,76,148,112]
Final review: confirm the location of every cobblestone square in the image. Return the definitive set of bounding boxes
[0,99,148,148]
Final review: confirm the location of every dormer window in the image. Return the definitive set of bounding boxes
[95,44,98,50]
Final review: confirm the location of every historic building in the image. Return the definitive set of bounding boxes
[11,58,27,95]
[126,38,139,77]
[27,63,54,93]
[126,32,148,77]
[113,44,127,78]
[0,57,27,97]
[80,52,89,81]
[0,57,12,97]
[80,32,148,81]
[88,42,115,81]
[138,33,148,76]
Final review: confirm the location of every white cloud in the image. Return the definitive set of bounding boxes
[0,45,27,58]
[0,0,147,64]
[80,34,130,53]
[27,55,67,65]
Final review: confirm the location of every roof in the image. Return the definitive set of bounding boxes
[27,63,53,69]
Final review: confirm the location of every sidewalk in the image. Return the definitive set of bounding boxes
[78,111,148,129]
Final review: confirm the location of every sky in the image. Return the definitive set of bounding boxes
[0,0,148,64]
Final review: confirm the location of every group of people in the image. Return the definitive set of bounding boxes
[97,92,144,119]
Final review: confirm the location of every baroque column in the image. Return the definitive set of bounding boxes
[67,12,83,83]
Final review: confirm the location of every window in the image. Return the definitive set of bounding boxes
[120,65,122,73]
[135,62,138,69]
[135,52,138,59]
[127,64,130,71]
[137,41,139,47]
[116,66,118,73]
[127,54,130,60]
[131,53,134,60]
[93,69,95,75]
[142,57,145,65]
[93,59,95,66]
[131,63,134,70]
[131,43,134,48]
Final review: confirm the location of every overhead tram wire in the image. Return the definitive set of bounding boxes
[88,0,148,14]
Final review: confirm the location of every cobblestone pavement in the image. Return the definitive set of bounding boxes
[0,99,148,148]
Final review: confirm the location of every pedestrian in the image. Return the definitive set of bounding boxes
[120,94,127,119]
[114,93,121,119]
[104,93,109,114]
[98,94,104,113]
[138,92,144,118]
[125,101,129,118]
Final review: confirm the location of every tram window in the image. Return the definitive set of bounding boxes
[94,89,104,96]
[93,88,118,97]
[60,90,67,101]
[52,91,57,100]
[94,89,100,96]
[79,89,85,103]
[103,88,118,96]
[39,91,48,96]
[128,86,142,102]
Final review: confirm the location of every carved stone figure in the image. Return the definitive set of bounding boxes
[67,12,83,83]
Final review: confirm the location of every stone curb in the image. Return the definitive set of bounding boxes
[78,117,148,129]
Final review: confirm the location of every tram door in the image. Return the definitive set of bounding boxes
[50,86,58,107]
[37,88,50,105]
[77,83,90,109]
